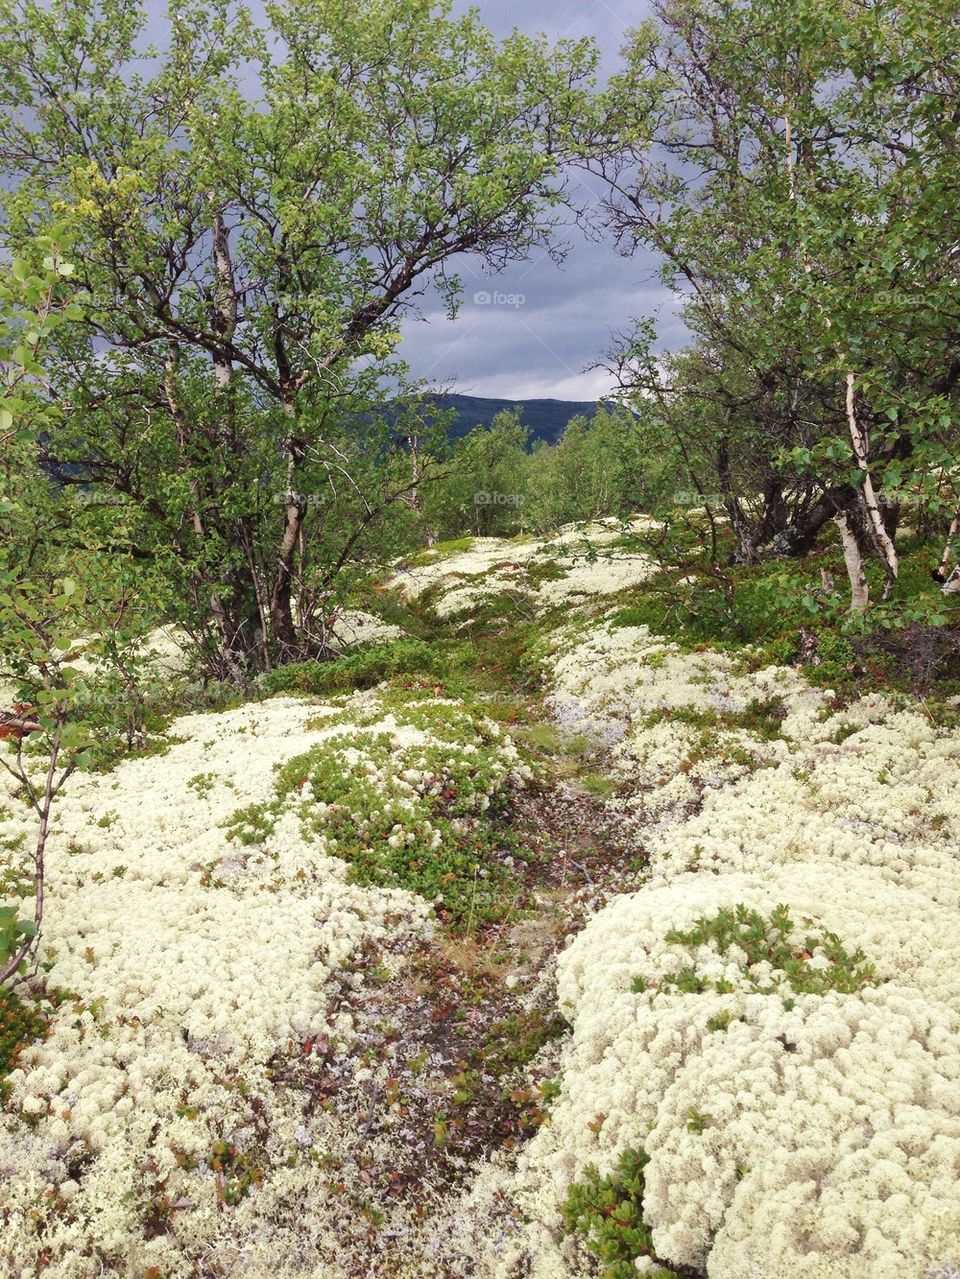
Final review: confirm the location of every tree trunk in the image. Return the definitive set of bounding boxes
[205,210,265,678]
[834,498,872,611]
[163,342,255,681]
[755,476,788,545]
[846,372,898,597]
[716,428,757,564]
[269,489,307,662]
[768,483,858,558]
[932,503,960,587]
[269,383,308,663]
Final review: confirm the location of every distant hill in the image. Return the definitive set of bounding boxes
[422,393,600,446]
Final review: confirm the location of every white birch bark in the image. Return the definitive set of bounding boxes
[835,509,870,611]
[845,372,898,590]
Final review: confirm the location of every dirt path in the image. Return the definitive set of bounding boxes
[271,749,632,1277]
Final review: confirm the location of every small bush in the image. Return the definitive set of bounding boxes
[562,1147,680,1279]
[260,639,452,697]
[0,988,50,1097]
[633,903,878,998]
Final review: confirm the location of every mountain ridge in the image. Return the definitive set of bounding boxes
[422,392,601,446]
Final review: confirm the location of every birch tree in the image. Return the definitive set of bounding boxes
[602,0,960,608]
[0,0,607,674]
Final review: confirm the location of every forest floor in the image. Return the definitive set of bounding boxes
[2,521,960,1278]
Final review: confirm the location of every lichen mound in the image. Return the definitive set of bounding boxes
[501,620,960,1279]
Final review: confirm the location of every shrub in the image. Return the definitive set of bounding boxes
[0,987,50,1097]
[562,1148,681,1279]
[260,639,452,697]
[632,903,879,998]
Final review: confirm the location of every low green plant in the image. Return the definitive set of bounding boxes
[608,534,960,701]
[831,721,862,745]
[0,986,52,1096]
[562,1147,680,1279]
[225,685,529,927]
[407,536,476,566]
[209,1138,265,1206]
[644,697,785,742]
[480,1008,566,1072]
[580,771,619,798]
[686,1108,712,1134]
[260,638,456,697]
[633,903,878,999]
[0,907,37,982]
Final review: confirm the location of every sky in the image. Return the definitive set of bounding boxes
[140,0,684,401]
[404,0,684,401]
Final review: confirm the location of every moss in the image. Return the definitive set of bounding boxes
[607,534,960,700]
[225,685,531,929]
[516,722,593,758]
[831,721,862,745]
[580,772,619,798]
[259,638,456,697]
[522,559,569,588]
[644,697,785,743]
[404,536,478,568]
[480,1008,567,1072]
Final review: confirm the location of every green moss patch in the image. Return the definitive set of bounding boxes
[225,687,530,929]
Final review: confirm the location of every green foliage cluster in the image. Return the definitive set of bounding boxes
[0,987,50,1095]
[0,237,158,986]
[260,639,458,697]
[481,1008,567,1074]
[0,0,606,677]
[526,406,671,529]
[209,1138,265,1207]
[633,904,878,999]
[611,531,960,698]
[562,1148,680,1279]
[420,412,532,539]
[603,0,960,609]
[225,686,528,928]
[0,907,36,982]
[418,404,667,542]
[436,1008,567,1144]
[644,698,786,743]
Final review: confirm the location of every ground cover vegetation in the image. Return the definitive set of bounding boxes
[1,1,960,1277]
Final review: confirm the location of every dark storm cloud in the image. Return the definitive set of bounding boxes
[402,220,680,400]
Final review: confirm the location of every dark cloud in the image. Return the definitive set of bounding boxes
[402,226,679,400]
[139,0,682,398]
[399,0,681,399]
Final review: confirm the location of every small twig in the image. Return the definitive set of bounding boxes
[567,858,594,887]
[360,1084,382,1140]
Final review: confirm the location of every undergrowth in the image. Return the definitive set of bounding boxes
[562,1148,686,1279]
[632,904,879,999]
[225,685,532,929]
[0,988,52,1099]
[609,532,960,701]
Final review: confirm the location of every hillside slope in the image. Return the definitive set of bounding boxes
[421,393,601,444]
[1,522,958,1278]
